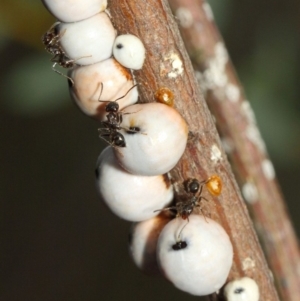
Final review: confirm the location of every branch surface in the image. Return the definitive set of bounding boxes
[167,0,300,300]
[109,0,281,300]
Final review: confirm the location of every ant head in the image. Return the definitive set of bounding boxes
[113,132,126,147]
[185,178,200,194]
[181,210,191,220]
[106,101,119,113]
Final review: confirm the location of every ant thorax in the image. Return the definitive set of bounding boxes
[173,180,202,220]
[98,84,138,148]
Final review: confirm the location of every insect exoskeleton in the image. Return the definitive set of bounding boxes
[57,12,116,66]
[114,103,188,176]
[69,58,138,119]
[95,147,174,221]
[224,277,259,301]
[42,0,107,23]
[157,215,233,296]
[113,34,146,70]
[129,215,171,274]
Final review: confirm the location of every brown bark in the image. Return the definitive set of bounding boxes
[167,1,300,300]
[109,0,281,300]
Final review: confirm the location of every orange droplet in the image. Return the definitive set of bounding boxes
[206,175,222,196]
[155,87,174,106]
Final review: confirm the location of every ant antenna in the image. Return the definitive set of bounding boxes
[98,83,138,103]
[177,219,189,242]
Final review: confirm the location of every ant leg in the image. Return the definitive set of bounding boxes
[177,218,189,242]
[98,83,138,103]
[98,133,114,146]
[113,84,138,102]
[51,63,74,85]
[153,206,176,213]
[97,82,112,104]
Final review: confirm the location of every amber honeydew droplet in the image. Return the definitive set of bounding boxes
[155,87,174,107]
[206,175,222,196]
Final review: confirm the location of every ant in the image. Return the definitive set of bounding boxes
[98,83,140,147]
[156,175,222,220]
[42,24,88,84]
[155,175,222,242]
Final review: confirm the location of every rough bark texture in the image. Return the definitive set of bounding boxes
[109,0,281,300]
[167,1,300,300]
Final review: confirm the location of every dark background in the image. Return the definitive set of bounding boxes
[0,0,299,300]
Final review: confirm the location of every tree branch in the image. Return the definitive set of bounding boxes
[167,0,300,300]
[109,0,281,299]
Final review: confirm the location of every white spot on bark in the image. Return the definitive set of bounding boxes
[262,159,275,180]
[202,2,214,21]
[246,125,266,153]
[241,101,256,124]
[221,137,234,154]
[242,182,258,204]
[215,42,229,66]
[211,144,222,163]
[225,83,240,102]
[163,53,184,78]
[242,257,256,271]
[176,7,193,28]
[197,42,229,94]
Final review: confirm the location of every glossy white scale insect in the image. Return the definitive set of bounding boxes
[69,59,138,120]
[57,13,116,66]
[113,34,146,70]
[114,102,188,176]
[95,147,174,221]
[224,277,259,301]
[42,0,107,23]
[157,215,233,296]
[129,215,171,274]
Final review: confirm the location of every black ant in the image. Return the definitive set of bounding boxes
[42,24,89,84]
[156,175,222,220]
[155,175,222,241]
[98,83,140,147]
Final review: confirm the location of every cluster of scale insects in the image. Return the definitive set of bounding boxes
[42,22,223,239]
[43,26,141,148]
[39,1,238,298]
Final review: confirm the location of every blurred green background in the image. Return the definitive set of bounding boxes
[0,0,299,300]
